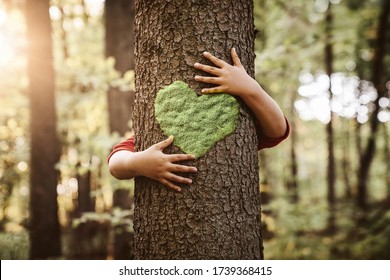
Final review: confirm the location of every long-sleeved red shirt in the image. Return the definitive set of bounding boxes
[108,118,290,162]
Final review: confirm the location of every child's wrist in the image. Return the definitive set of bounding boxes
[127,151,145,177]
[241,82,263,101]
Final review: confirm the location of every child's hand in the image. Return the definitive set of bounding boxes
[194,48,261,98]
[193,47,287,139]
[137,136,197,192]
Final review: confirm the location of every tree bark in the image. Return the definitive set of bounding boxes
[133,0,262,259]
[26,0,62,259]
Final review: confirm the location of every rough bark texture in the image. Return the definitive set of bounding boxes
[26,0,62,259]
[133,0,262,259]
[105,0,135,135]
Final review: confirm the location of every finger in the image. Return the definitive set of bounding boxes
[202,51,228,68]
[201,86,225,94]
[166,173,193,185]
[231,47,243,67]
[194,75,223,85]
[155,136,174,150]
[166,153,196,162]
[194,62,221,75]
[160,178,182,192]
[169,163,198,173]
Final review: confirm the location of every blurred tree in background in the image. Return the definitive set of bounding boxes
[25,0,62,260]
[0,0,389,260]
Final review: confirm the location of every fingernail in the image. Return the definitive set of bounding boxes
[194,75,200,80]
[194,62,200,67]
[203,51,209,56]
[192,167,198,172]
[188,179,192,184]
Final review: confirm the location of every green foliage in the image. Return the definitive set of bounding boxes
[0,232,29,259]
[49,2,135,221]
[154,81,239,158]
[65,209,133,259]
[72,208,133,233]
[331,206,390,259]
[254,0,389,260]
[262,189,390,260]
[0,10,29,228]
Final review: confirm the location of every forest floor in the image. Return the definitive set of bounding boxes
[1,199,390,260]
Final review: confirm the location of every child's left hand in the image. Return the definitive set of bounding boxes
[193,47,288,139]
[194,48,261,99]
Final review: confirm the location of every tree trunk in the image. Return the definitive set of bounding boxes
[287,88,299,203]
[105,0,136,260]
[76,162,93,214]
[325,3,336,232]
[341,119,352,198]
[133,0,262,259]
[357,0,389,210]
[384,125,390,201]
[105,0,135,135]
[325,3,336,208]
[26,0,62,259]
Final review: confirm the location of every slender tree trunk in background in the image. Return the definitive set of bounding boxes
[76,161,93,214]
[105,0,135,260]
[288,89,299,203]
[325,3,336,232]
[355,121,362,157]
[342,120,352,198]
[105,0,135,135]
[288,112,299,203]
[357,0,389,210]
[26,0,62,259]
[133,0,262,259]
[384,125,390,201]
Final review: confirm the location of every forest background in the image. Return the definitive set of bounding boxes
[0,0,389,260]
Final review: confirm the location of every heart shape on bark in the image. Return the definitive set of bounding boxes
[154,81,239,158]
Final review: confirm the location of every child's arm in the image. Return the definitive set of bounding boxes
[194,48,287,139]
[108,136,197,192]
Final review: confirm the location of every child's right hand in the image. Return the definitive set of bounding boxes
[109,136,197,192]
[133,136,197,192]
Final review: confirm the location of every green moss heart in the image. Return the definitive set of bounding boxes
[154,81,239,158]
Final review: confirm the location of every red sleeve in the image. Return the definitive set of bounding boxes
[256,117,290,150]
[107,137,135,163]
